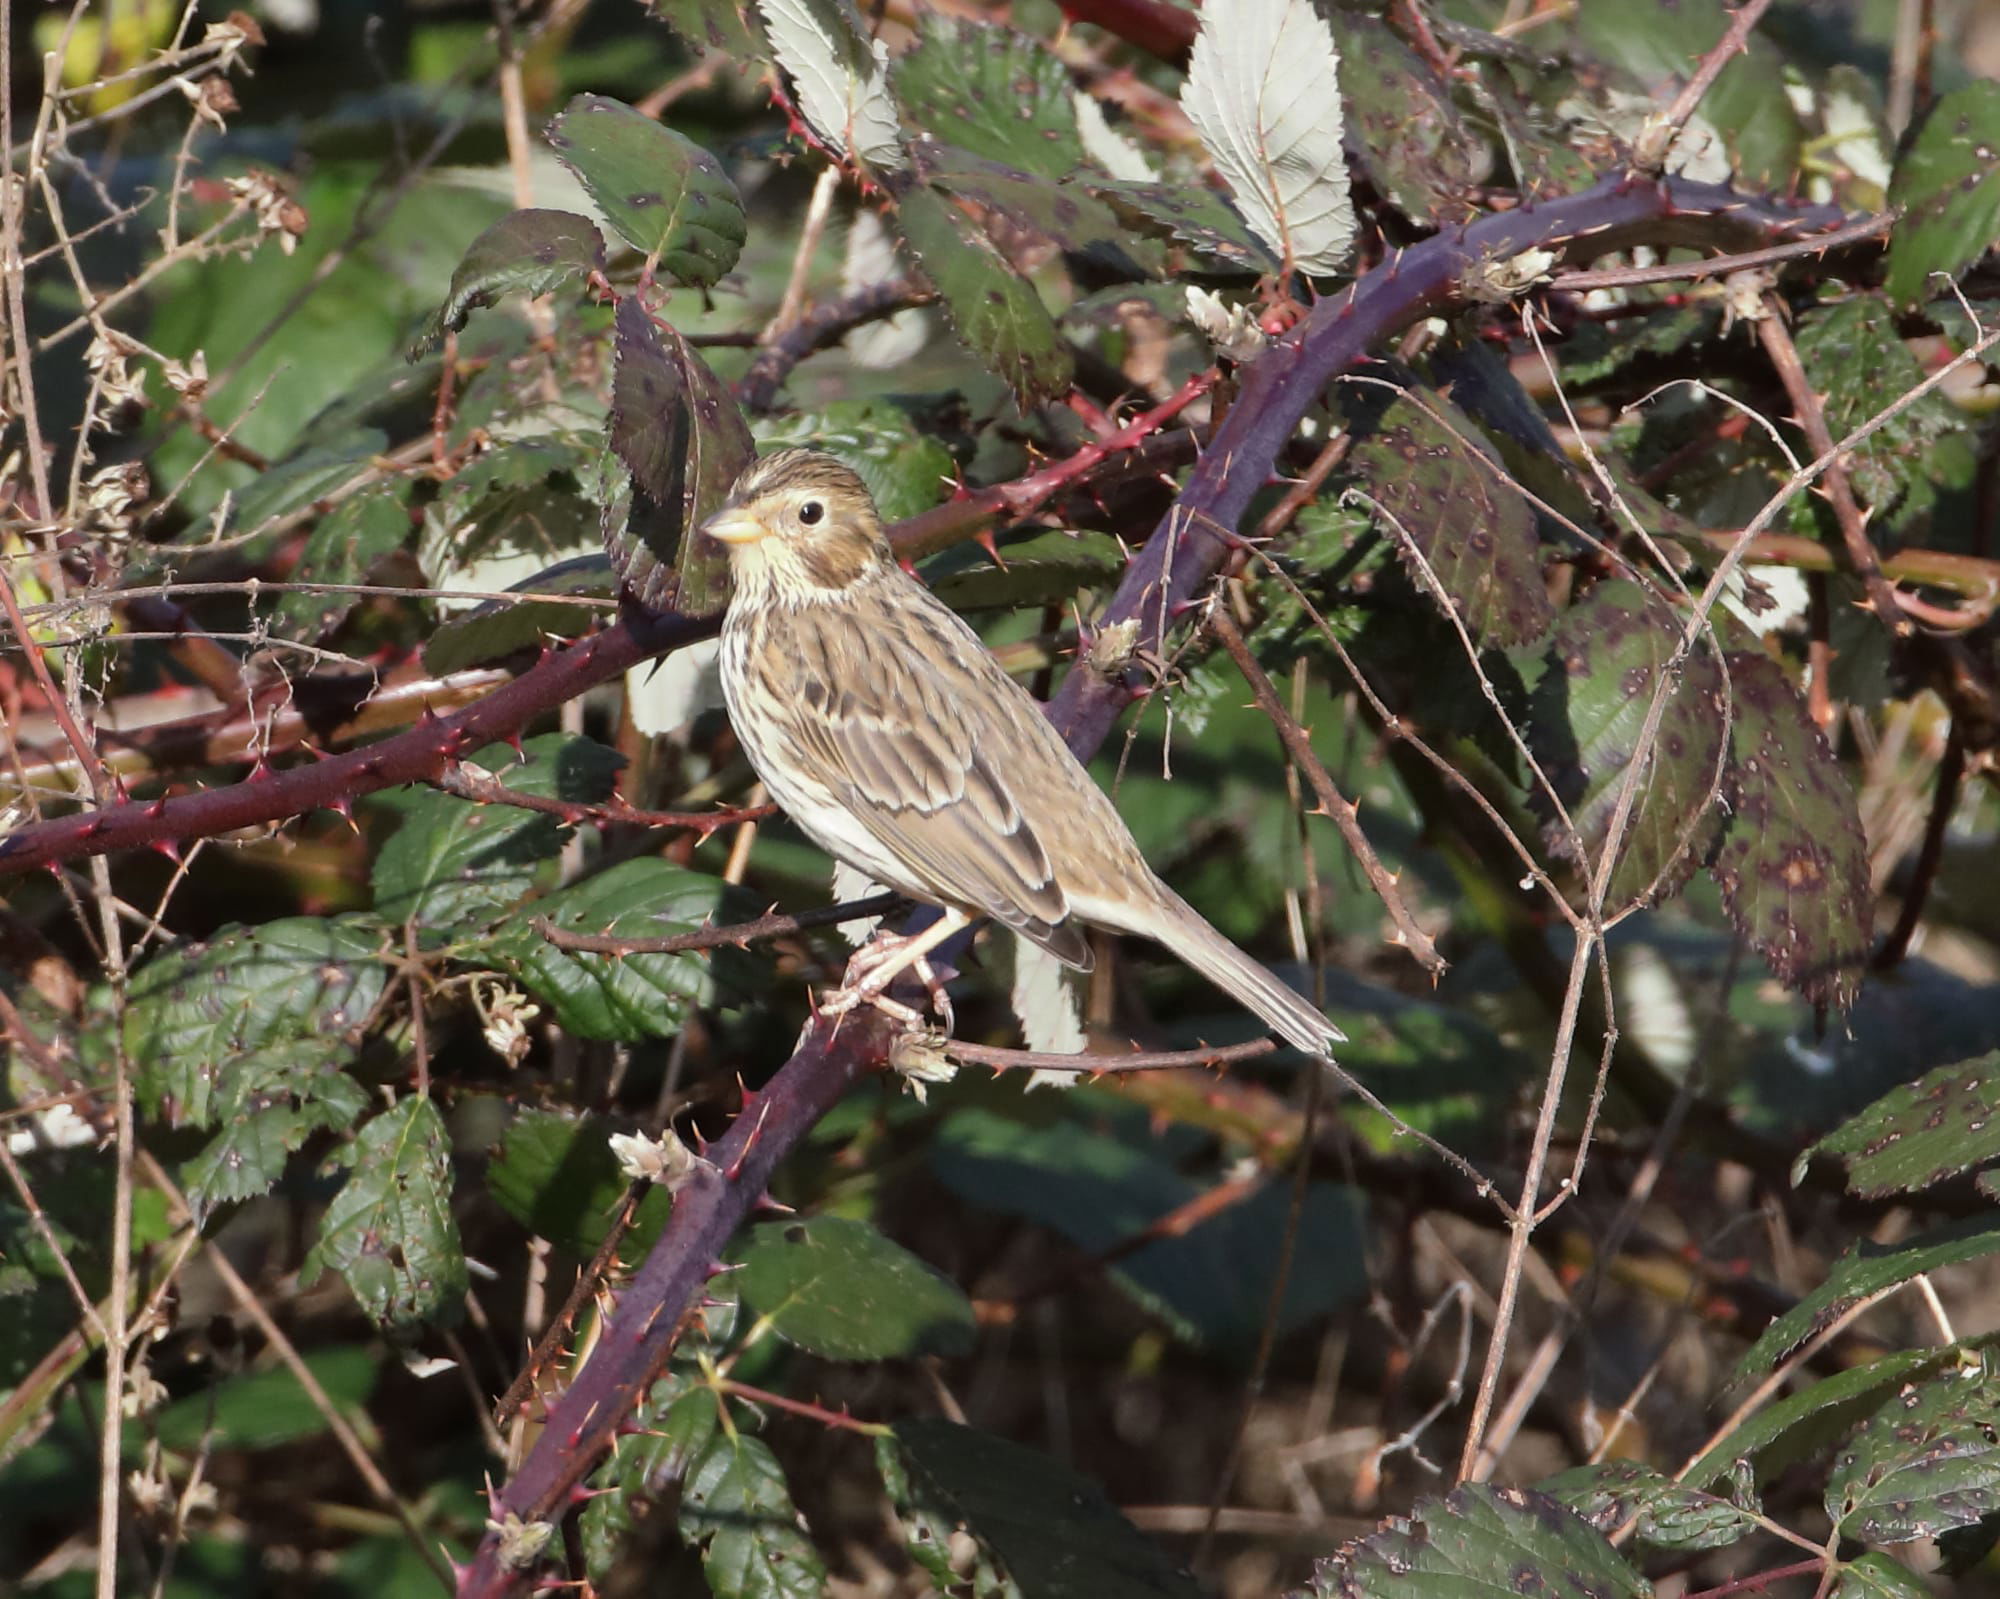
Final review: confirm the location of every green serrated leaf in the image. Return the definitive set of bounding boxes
[1350,388,1554,649]
[753,400,954,522]
[1798,1053,2000,1200]
[1537,1460,1755,1553]
[302,1096,466,1330]
[1710,651,1872,1010]
[430,435,606,583]
[1888,82,2000,307]
[1792,296,1964,531]
[681,1422,829,1599]
[606,296,755,615]
[890,1418,1200,1599]
[411,208,607,357]
[1737,1221,2000,1382]
[1331,11,1475,222]
[126,916,389,1127]
[547,95,745,286]
[371,736,622,929]
[579,1375,705,1578]
[735,1216,974,1361]
[272,486,412,642]
[482,857,736,1040]
[896,183,1072,410]
[1827,1353,2000,1545]
[895,18,1084,180]
[488,1108,673,1260]
[925,527,1128,611]
[1298,1482,1647,1599]
[1086,177,1275,272]
[1527,581,1727,910]
[181,1035,370,1222]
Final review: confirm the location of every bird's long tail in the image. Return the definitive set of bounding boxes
[1091,884,1343,1056]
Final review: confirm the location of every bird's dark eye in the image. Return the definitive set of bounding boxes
[797,499,825,526]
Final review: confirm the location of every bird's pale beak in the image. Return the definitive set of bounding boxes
[700,504,769,546]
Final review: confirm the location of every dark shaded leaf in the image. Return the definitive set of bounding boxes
[933,1109,1365,1353]
[1710,651,1872,1009]
[154,1347,380,1454]
[1086,177,1277,273]
[1350,387,1554,649]
[181,1036,370,1222]
[1827,1353,2000,1544]
[371,735,622,929]
[1528,581,1727,909]
[1792,296,1966,530]
[606,296,755,614]
[895,183,1073,409]
[227,431,387,539]
[1297,1483,1646,1599]
[1797,1053,2000,1200]
[488,1108,673,1260]
[894,17,1084,179]
[547,95,745,286]
[754,399,954,521]
[302,1096,466,1329]
[1687,1339,2000,1492]
[271,487,412,642]
[432,434,606,576]
[887,1418,1200,1599]
[877,1429,1022,1597]
[422,554,615,674]
[482,858,739,1040]
[1331,11,1476,223]
[1538,1460,1754,1553]
[1887,82,2000,307]
[126,916,388,1127]
[1735,1218,2000,1381]
[411,208,606,357]
[734,1215,974,1360]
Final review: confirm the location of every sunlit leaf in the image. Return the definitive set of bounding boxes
[270,485,413,642]
[1827,1353,2000,1544]
[181,1035,370,1222]
[894,17,1084,180]
[1797,1054,2000,1200]
[1539,1460,1755,1553]
[1181,0,1354,275]
[758,0,904,172]
[734,1216,973,1360]
[1330,10,1475,223]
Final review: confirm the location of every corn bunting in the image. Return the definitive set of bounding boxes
[702,448,1340,1056]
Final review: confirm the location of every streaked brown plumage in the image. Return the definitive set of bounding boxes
[703,447,1341,1056]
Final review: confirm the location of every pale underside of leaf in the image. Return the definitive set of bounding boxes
[1181,0,1355,276]
[759,0,906,172]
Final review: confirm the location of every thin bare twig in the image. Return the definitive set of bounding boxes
[1208,606,1446,977]
[1548,210,1897,293]
[1635,0,1776,173]
[533,894,904,957]
[429,762,774,836]
[944,1037,1277,1073]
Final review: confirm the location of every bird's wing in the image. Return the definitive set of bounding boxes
[777,583,1097,968]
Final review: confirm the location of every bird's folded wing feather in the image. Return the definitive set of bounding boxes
[782,594,1093,967]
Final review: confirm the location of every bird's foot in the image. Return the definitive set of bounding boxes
[820,927,958,1033]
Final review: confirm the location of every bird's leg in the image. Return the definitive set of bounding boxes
[821,912,968,1029]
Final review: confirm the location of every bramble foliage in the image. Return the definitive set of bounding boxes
[2,2,2000,1597]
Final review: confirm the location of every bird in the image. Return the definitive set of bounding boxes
[700,447,1342,1057]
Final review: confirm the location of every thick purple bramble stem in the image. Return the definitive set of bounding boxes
[1042,173,1846,754]
[0,609,713,877]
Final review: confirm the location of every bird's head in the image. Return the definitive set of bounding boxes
[701,448,890,603]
